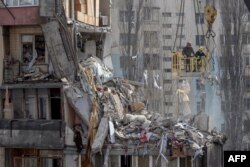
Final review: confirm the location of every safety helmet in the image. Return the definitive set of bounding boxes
[198,47,204,51]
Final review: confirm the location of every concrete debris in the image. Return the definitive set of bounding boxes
[51,42,227,160]
[64,85,90,126]
[80,56,113,85]
[92,118,109,154]
[109,121,115,143]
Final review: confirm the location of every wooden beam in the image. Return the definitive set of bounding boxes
[87,0,94,16]
[76,12,99,26]
[95,0,99,25]
[91,118,109,154]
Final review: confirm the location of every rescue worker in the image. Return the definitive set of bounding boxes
[182,42,195,72]
[195,47,206,71]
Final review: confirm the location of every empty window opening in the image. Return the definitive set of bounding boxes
[50,89,61,120]
[121,155,131,167]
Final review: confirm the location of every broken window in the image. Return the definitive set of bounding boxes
[245,77,250,90]
[162,24,172,28]
[196,35,205,46]
[13,157,37,167]
[143,7,160,22]
[38,89,49,119]
[50,88,61,120]
[119,33,136,46]
[162,12,171,17]
[25,89,37,119]
[41,158,62,167]
[163,46,172,51]
[152,8,160,21]
[5,88,58,120]
[243,33,250,44]
[12,89,24,118]
[143,7,151,21]
[121,155,131,167]
[165,102,173,106]
[119,11,135,22]
[197,101,201,113]
[195,13,204,24]
[13,157,62,167]
[244,98,250,110]
[164,68,172,72]
[22,34,46,64]
[163,57,172,61]
[144,31,159,47]
[143,54,160,70]
[163,35,172,39]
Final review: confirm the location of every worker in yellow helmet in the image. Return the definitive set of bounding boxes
[195,47,206,71]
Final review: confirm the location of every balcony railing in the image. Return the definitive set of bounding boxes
[0,119,65,148]
[172,53,210,77]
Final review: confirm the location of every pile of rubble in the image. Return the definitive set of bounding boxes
[66,56,227,161]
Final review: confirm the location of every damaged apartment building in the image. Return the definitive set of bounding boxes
[0,0,226,167]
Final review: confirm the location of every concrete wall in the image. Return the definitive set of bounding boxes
[64,154,78,167]
[110,0,225,130]
[0,120,65,149]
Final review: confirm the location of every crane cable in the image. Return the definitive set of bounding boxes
[179,0,185,48]
[204,1,217,71]
[173,0,185,51]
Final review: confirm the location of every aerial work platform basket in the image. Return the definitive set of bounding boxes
[172,51,210,77]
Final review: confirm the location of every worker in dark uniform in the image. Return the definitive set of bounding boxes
[195,47,206,71]
[182,42,195,72]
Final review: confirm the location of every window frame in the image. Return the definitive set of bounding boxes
[162,12,171,17]
[119,10,135,22]
[143,53,160,70]
[162,24,172,28]
[245,98,250,110]
[119,33,136,46]
[144,31,159,48]
[4,0,39,7]
[143,7,160,22]
[196,35,205,46]
[21,34,47,65]
[195,13,204,24]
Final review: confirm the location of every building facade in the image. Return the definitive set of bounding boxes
[111,0,224,132]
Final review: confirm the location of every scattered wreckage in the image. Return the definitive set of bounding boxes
[60,56,227,166]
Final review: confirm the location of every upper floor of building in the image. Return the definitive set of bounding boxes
[0,0,111,28]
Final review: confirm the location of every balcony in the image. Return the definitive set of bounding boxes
[0,120,65,149]
[64,0,110,27]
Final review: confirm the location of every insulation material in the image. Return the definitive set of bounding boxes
[80,57,113,84]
